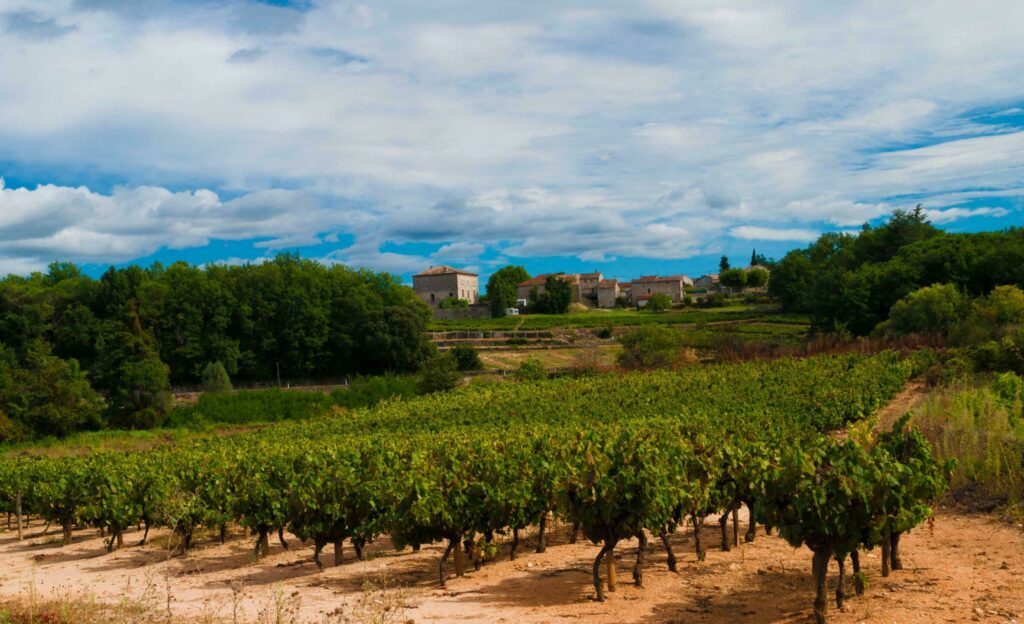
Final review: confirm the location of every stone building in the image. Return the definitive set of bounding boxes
[596,279,620,308]
[629,275,690,303]
[694,274,719,289]
[413,266,479,308]
[516,273,583,304]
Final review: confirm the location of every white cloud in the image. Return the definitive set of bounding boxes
[0,1,1021,274]
[731,226,820,242]
[926,206,1011,224]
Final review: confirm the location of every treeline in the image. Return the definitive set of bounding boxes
[0,255,434,440]
[769,206,1024,334]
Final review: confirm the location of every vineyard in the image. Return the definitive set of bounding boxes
[0,352,946,624]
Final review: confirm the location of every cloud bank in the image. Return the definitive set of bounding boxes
[0,0,1022,277]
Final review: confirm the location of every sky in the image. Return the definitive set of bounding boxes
[1,0,1023,284]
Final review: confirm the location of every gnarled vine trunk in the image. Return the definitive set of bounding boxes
[536,511,548,553]
[659,529,677,572]
[592,539,617,602]
[719,511,731,552]
[811,548,830,624]
[835,553,846,610]
[851,550,864,595]
[439,538,457,588]
[890,532,903,570]
[691,513,705,561]
[633,532,647,587]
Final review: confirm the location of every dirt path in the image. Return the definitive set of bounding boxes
[873,378,930,433]
[1,509,1020,623]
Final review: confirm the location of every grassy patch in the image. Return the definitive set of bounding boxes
[912,375,1024,508]
[427,305,775,331]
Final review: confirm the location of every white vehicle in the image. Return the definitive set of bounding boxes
[505,307,520,316]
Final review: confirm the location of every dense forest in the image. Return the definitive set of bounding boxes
[0,255,434,440]
[769,207,1024,334]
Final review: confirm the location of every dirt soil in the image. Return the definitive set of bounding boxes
[1,507,1021,623]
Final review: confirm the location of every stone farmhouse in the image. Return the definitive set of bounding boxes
[693,274,719,289]
[412,265,479,308]
[630,275,692,305]
[514,272,696,309]
[516,273,584,305]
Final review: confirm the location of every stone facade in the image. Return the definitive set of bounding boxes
[629,275,688,303]
[694,274,719,289]
[596,279,620,308]
[413,266,479,308]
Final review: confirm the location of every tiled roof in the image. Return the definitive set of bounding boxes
[632,275,687,284]
[597,279,618,288]
[580,272,603,279]
[414,265,478,277]
[518,273,580,287]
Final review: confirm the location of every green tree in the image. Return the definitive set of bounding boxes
[646,293,671,312]
[200,361,233,393]
[746,268,769,288]
[532,275,572,314]
[451,345,484,371]
[981,285,1024,325]
[418,352,462,394]
[720,268,748,292]
[487,266,530,318]
[617,325,683,370]
[1,340,105,439]
[92,314,172,429]
[886,284,967,335]
[719,256,731,273]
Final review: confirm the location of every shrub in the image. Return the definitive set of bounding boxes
[513,358,547,382]
[439,297,470,309]
[567,302,590,314]
[593,327,614,340]
[332,374,419,409]
[166,388,331,427]
[451,344,484,371]
[982,285,1024,325]
[646,293,671,312]
[617,325,684,370]
[417,352,462,394]
[887,283,968,335]
[200,361,232,393]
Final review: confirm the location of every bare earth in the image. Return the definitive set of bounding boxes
[0,507,1021,624]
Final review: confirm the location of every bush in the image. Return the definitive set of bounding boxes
[451,344,484,371]
[439,297,470,309]
[887,283,968,335]
[332,374,420,409]
[982,285,1024,325]
[418,352,462,394]
[698,293,728,308]
[200,361,232,393]
[617,325,684,370]
[166,389,332,428]
[593,327,614,340]
[513,358,547,382]
[646,293,672,312]
[567,302,590,314]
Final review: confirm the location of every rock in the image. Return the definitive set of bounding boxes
[975,607,986,616]
[756,568,767,575]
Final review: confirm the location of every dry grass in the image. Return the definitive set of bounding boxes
[0,572,412,624]
[912,378,1024,510]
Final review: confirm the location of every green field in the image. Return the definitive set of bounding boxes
[427,305,808,331]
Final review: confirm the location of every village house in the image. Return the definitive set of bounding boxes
[694,274,719,289]
[629,275,691,303]
[412,265,479,308]
[596,279,620,308]
[516,273,583,305]
[578,272,603,306]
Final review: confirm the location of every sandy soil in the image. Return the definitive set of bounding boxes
[0,507,1021,624]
